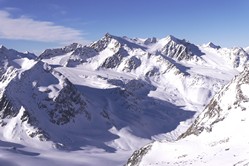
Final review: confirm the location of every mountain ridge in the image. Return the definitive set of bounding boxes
[0,33,249,165]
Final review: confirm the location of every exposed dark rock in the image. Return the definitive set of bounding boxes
[0,94,17,119]
[90,33,113,52]
[125,144,152,166]
[123,56,141,72]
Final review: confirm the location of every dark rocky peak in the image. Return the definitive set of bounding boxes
[144,37,157,45]
[39,43,82,59]
[0,45,7,51]
[64,43,82,52]
[0,45,36,60]
[71,45,97,57]
[90,33,114,52]
[66,46,98,67]
[104,32,112,38]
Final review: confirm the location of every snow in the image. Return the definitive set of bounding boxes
[0,143,131,166]
[245,46,249,53]
[202,42,221,49]
[107,127,150,151]
[137,104,249,166]
[240,84,249,98]
[1,34,249,166]
[128,66,249,166]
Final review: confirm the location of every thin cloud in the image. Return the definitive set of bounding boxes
[49,4,68,15]
[0,10,89,45]
[3,7,20,12]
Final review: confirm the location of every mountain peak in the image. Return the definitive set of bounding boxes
[156,35,179,46]
[144,37,157,45]
[0,45,7,51]
[103,32,116,40]
[104,32,112,38]
[165,35,179,43]
[204,42,221,49]
[65,43,82,51]
[161,35,187,45]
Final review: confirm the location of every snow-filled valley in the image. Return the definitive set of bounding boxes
[0,34,249,165]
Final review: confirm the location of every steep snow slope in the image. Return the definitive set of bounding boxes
[0,60,92,149]
[126,66,249,166]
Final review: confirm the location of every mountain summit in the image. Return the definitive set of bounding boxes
[203,42,221,49]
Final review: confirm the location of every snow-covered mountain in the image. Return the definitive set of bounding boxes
[126,65,249,166]
[0,34,249,165]
[0,46,91,147]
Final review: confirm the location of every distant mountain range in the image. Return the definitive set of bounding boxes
[0,34,249,165]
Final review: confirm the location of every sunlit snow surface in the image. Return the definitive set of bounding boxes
[1,35,248,165]
[128,67,249,166]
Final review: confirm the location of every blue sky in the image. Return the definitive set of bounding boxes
[0,0,249,54]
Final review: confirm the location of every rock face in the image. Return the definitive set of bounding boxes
[157,35,204,61]
[66,46,97,67]
[126,144,152,166]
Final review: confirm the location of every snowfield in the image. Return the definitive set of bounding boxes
[0,34,248,165]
